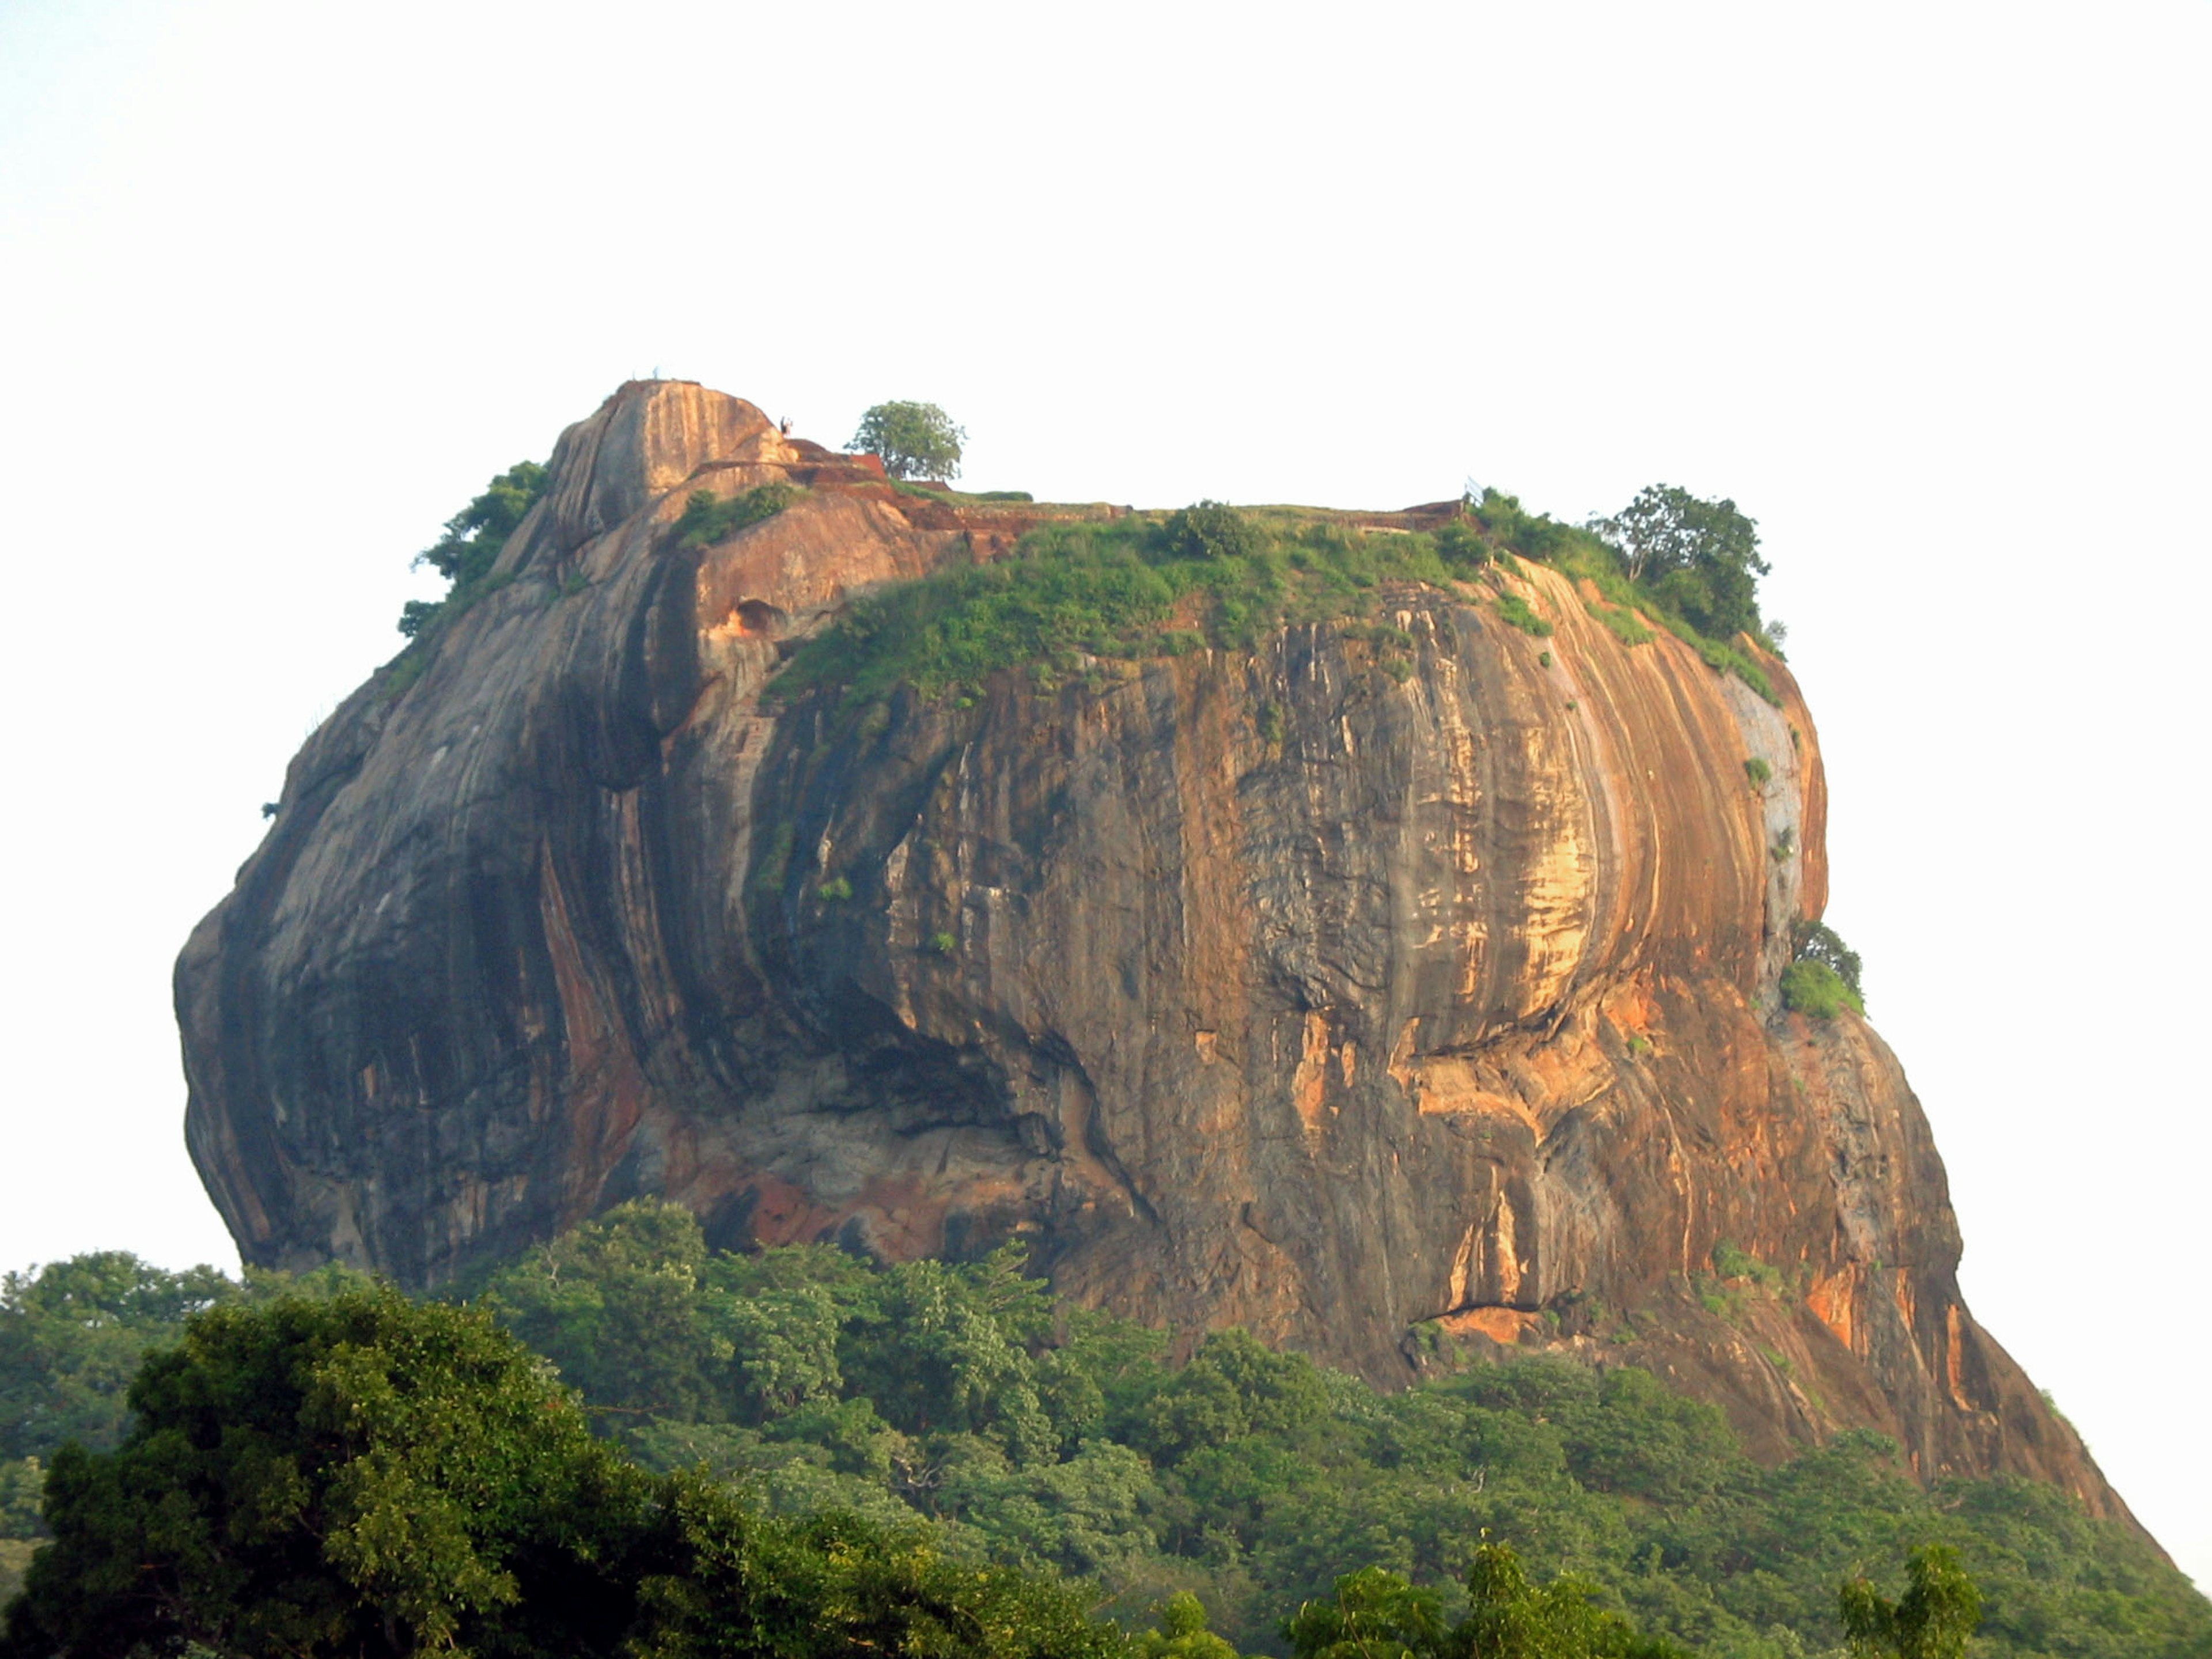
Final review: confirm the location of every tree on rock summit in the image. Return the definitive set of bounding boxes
[852,401,965,482]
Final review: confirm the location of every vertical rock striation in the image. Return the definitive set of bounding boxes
[179,380,2132,1530]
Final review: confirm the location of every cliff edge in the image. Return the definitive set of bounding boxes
[178,381,2133,1530]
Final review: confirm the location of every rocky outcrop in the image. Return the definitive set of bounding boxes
[179,380,2132,1529]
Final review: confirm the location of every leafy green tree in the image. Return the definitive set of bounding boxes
[399,460,550,637]
[1285,1565,1449,1659]
[416,460,550,585]
[476,1198,721,1423]
[1122,1329,1333,1465]
[1792,921,1864,1003]
[1134,1590,1243,1658]
[1,1283,650,1659]
[1,1252,239,1463]
[1165,502,1262,563]
[852,402,965,482]
[1781,960,1863,1020]
[1593,486,1768,641]
[1459,1539,1689,1658]
[1839,1544,1983,1659]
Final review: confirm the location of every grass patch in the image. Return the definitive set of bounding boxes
[674,483,800,548]
[1781,959,1863,1019]
[1585,599,1656,646]
[1743,756,1772,789]
[1673,622,1779,704]
[771,509,1490,704]
[1711,1241,1786,1292]
[771,485,1784,709]
[1497,592,1554,637]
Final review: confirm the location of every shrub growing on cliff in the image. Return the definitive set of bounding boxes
[1165,501,1263,562]
[1794,920,1864,1002]
[397,459,550,639]
[674,482,799,547]
[1497,592,1554,637]
[1781,959,1862,1019]
[853,400,965,482]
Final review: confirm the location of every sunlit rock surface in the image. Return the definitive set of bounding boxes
[179,380,2133,1530]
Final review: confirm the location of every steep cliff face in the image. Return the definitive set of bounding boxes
[180,380,2127,1525]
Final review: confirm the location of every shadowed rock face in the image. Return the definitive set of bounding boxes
[180,380,2134,1529]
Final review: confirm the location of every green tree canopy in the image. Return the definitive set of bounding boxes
[0,1252,238,1464]
[1593,486,1768,642]
[1284,1542,1688,1659]
[1840,1544,1983,1659]
[400,460,550,638]
[1,1279,1119,1659]
[852,402,965,482]
[2,1282,649,1659]
[1792,921,1864,1002]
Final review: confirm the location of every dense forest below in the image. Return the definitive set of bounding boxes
[3,1206,2205,1657]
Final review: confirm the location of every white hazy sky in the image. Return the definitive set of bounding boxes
[2,0,2206,1590]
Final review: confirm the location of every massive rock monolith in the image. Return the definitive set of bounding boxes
[178,380,2130,1527]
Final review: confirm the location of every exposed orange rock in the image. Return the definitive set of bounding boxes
[179,380,2134,1535]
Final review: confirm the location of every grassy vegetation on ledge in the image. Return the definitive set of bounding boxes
[674,482,801,547]
[772,491,1783,710]
[769,506,1489,705]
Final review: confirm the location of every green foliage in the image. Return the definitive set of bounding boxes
[1285,1542,1687,1659]
[853,401,967,482]
[400,460,550,638]
[1782,922,1865,1020]
[771,479,1783,710]
[1167,502,1265,562]
[1792,922,1863,1003]
[674,483,800,548]
[1,1253,240,1464]
[2,1282,643,1659]
[770,514,1470,706]
[1135,1590,1243,1658]
[818,877,854,902]
[1673,626,1778,705]
[1743,758,1771,789]
[1285,1565,1448,1658]
[1433,519,1496,573]
[1781,960,1863,1020]
[8,1214,2206,1659]
[1464,488,1585,565]
[1709,1243,1785,1294]
[1585,600,1656,647]
[467,1205,2203,1658]
[1591,486,1768,642]
[1497,593,1555,637]
[1839,1544,1982,1658]
[1,1279,1118,1659]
